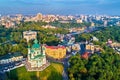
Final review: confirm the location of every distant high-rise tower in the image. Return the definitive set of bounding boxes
[91,22,95,27]
[36,13,42,21]
[116,21,120,26]
[80,15,84,21]
[104,20,108,27]
[84,16,88,22]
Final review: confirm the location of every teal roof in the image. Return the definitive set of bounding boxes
[32,39,40,48]
[32,44,40,48]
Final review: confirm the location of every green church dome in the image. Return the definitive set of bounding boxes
[32,39,40,48]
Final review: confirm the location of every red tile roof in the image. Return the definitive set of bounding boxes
[82,52,90,59]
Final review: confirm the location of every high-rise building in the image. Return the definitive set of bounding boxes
[36,13,42,21]
[91,22,95,27]
[104,20,108,27]
[116,21,120,26]
[84,16,88,22]
[80,15,84,21]
[95,16,101,21]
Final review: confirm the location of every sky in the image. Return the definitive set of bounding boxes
[0,0,119,15]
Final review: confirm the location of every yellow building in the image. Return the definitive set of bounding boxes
[45,45,66,59]
[86,44,94,51]
[86,44,102,53]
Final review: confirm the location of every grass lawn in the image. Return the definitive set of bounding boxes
[7,63,63,80]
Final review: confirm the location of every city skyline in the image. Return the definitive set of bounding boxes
[0,0,120,15]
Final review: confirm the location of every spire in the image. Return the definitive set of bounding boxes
[34,39,38,44]
[32,39,40,48]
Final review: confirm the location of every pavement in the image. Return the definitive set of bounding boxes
[62,55,71,80]
[47,55,70,80]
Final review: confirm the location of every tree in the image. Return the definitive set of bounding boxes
[68,52,120,80]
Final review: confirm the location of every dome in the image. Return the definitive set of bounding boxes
[32,44,40,48]
[32,39,40,48]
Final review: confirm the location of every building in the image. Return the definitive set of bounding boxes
[91,22,95,27]
[66,46,72,53]
[4,21,15,28]
[25,39,50,71]
[104,20,108,27]
[86,44,102,54]
[23,31,37,42]
[72,44,80,51]
[69,27,85,32]
[66,43,80,55]
[36,13,42,21]
[110,42,120,48]
[0,53,23,64]
[110,42,120,54]
[76,19,83,23]
[45,45,66,59]
[116,21,120,26]
[86,44,95,53]
[68,37,75,45]
[42,25,56,29]
[84,15,88,22]
[107,39,113,44]
[82,44,101,59]
[92,36,99,41]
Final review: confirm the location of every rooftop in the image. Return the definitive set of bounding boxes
[0,53,23,60]
[45,45,66,49]
[32,39,40,49]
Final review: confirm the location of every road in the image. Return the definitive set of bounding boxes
[62,55,71,80]
[47,55,70,80]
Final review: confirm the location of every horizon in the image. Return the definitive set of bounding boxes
[0,0,120,16]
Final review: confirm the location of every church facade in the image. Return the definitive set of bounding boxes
[25,39,50,71]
